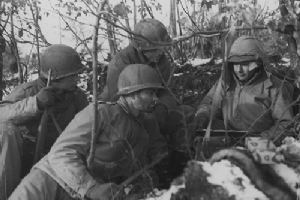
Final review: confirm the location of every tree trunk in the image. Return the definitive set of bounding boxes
[192,0,196,21]
[105,6,117,56]
[87,0,107,169]
[123,3,131,37]
[0,31,4,100]
[10,3,23,83]
[0,1,4,100]
[141,0,145,19]
[132,0,137,26]
[29,0,41,74]
[170,0,177,37]
[34,1,40,72]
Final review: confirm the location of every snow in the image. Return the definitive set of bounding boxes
[201,160,269,200]
[187,58,212,67]
[271,164,300,193]
[141,183,185,200]
[143,159,269,200]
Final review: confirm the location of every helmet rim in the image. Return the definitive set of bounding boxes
[117,83,165,96]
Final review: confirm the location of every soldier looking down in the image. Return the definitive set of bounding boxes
[101,19,195,185]
[9,64,167,200]
[0,44,88,199]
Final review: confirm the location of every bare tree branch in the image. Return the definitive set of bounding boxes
[178,0,201,32]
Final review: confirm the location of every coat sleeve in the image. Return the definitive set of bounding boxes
[195,80,223,127]
[47,104,105,199]
[0,96,40,124]
[261,83,294,144]
[142,114,168,161]
[3,86,28,102]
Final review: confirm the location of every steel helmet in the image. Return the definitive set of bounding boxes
[132,19,172,50]
[40,44,85,80]
[117,64,164,96]
[228,36,265,63]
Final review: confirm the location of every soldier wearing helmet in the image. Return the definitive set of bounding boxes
[101,19,194,186]
[10,64,167,200]
[193,35,294,146]
[0,44,88,199]
[101,18,172,101]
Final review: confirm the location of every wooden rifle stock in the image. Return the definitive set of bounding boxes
[34,69,51,163]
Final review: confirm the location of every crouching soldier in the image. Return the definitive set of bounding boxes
[101,18,195,186]
[9,64,167,200]
[192,36,294,158]
[0,44,88,199]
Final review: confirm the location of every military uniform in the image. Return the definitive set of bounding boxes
[0,44,88,199]
[195,36,294,144]
[9,64,167,200]
[101,42,194,151]
[100,19,195,187]
[0,78,88,199]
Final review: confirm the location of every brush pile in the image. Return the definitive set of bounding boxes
[142,137,300,200]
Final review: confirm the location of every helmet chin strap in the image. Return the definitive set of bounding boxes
[248,61,259,71]
[237,67,261,85]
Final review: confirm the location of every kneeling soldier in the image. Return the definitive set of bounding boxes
[9,64,167,200]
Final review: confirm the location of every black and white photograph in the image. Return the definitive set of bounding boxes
[0,0,300,199]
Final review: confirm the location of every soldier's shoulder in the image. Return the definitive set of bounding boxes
[73,86,87,97]
[267,73,293,89]
[4,80,38,101]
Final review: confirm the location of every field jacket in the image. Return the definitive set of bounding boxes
[2,78,88,150]
[36,98,167,199]
[196,72,294,141]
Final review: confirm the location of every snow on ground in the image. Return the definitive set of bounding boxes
[271,163,300,193]
[187,58,212,67]
[201,160,269,200]
[142,183,185,200]
[143,160,269,200]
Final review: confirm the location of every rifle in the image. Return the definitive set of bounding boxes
[194,129,258,160]
[33,69,51,163]
[112,152,168,198]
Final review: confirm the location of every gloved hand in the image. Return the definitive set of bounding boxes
[36,86,61,110]
[86,183,124,200]
[189,115,208,137]
[194,112,209,129]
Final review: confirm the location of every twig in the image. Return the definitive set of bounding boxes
[143,0,154,19]
[60,14,92,55]
[154,62,181,105]
[81,0,98,16]
[87,0,108,169]
[178,0,201,32]
[119,152,168,188]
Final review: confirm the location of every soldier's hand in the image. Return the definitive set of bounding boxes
[191,115,208,133]
[36,86,61,110]
[86,183,124,200]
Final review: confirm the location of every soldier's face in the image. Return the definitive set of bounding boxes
[233,61,258,81]
[133,88,159,113]
[142,49,164,62]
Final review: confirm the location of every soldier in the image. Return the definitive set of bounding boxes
[100,19,194,185]
[0,44,88,199]
[9,64,167,200]
[193,35,294,145]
